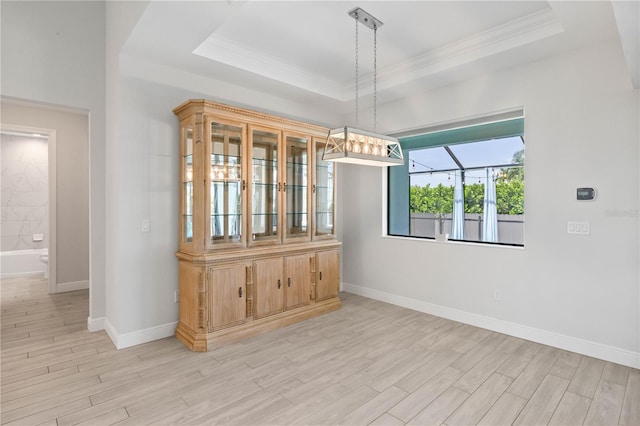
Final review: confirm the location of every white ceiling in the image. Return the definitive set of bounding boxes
[122,1,638,115]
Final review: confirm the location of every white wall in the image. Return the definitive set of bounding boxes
[103,0,150,339]
[1,1,106,320]
[341,40,640,368]
[108,75,186,337]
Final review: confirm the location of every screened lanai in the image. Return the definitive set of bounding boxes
[406,135,524,245]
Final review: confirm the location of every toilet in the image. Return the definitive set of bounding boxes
[40,249,49,279]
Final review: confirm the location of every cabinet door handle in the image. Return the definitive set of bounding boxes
[283,183,287,192]
[238,287,243,298]
[278,279,281,289]
[319,271,323,280]
[288,277,291,287]
[312,184,316,193]
[242,180,246,190]
[278,182,282,192]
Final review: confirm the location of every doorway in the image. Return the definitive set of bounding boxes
[0,126,57,293]
[1,102,89,296]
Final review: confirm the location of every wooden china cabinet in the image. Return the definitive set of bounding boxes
[173,99,340,351]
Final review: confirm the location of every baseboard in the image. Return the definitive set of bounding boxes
[87,316,106,332]
[56,280,89,292]
[342,282,640,369]
[1,271,44,279]
[104,319,119,348]
[103,318,178,350]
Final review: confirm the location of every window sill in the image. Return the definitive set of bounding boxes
[382,234,525,250]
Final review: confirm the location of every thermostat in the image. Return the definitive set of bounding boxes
[577,187,596,201]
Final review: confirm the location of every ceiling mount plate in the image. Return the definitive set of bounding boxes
[348,7,383,30]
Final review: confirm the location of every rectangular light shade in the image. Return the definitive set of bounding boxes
[322,127,404,167]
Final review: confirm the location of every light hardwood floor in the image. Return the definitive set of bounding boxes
[1,276,638,425]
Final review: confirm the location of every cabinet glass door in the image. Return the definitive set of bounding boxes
[209,121,244,248]
[314,139,335,238]
[250,129,280,243]
[182,125,194,244]
[285,135,309,241]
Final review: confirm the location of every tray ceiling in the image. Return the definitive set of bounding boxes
[121,1,635,108]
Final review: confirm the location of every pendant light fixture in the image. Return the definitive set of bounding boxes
[323,7,404,167]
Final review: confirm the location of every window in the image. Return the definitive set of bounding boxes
[388,110,525,246]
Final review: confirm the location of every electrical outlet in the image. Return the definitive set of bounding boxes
[493,289,502,301]
[567,221,590,235]
[141,219,150,233]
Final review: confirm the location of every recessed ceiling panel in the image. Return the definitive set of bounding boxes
[192,1,561,100]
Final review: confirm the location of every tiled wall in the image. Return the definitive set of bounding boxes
[1,133,48,251]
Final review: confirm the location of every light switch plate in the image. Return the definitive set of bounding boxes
[141,219,150,233]
[567,221,590,235]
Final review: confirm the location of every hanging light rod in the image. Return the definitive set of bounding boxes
[323,7,404,167]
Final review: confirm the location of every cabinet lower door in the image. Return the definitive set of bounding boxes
[316,250,339,301]
[254,258,284,318]
[285,254,312,310]
[208,264,247,330]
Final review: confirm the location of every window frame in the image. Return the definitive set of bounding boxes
[386,108,525,247]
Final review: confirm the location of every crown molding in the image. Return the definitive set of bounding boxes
[193,34,346,101]
[358,8,564,95]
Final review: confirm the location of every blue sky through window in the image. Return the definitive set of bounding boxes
[409,136,523,187]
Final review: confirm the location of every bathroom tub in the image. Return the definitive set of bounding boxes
[0,248,47,278]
